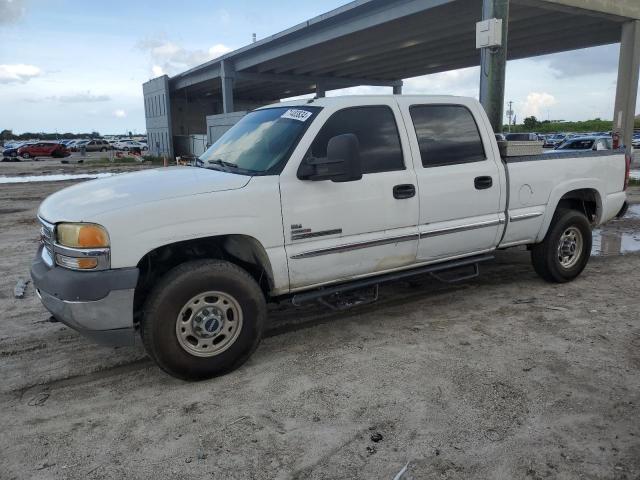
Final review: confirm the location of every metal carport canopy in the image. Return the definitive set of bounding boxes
[169,0,640,100]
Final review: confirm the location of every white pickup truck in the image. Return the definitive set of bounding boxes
[31,95,630,380]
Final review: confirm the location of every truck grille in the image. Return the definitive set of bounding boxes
[39,218,55,266]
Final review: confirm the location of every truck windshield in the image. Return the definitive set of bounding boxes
[197,106,320,174]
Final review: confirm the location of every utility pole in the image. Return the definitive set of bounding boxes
[478,0,510,133]
[506,101,514,133]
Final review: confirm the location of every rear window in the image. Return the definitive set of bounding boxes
[409,105,486,167]
[560,139,594,150]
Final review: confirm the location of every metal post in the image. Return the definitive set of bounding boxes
[613,20,640,156]
[220,60,235,114]
[479,0,509,133]
[393,82,403,95]
[315,81,326,98]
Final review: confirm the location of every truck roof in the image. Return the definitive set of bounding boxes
[259,94,470,110]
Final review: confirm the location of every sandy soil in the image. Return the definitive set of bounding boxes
[0,178,639,480]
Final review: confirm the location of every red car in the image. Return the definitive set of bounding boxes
[17,142,70,159]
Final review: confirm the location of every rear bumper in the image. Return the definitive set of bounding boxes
[31,247,139,346]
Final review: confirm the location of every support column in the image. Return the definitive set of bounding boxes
[220,59,235,114]
[479,0,510,133]
[613,20,640,156]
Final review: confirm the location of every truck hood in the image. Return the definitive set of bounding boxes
[38,167,251,222]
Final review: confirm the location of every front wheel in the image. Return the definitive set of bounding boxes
[140,260,266,380]
[531,208,592,283]
[21,152,30,159]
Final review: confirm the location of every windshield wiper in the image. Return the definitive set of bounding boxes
[207,158,238,170]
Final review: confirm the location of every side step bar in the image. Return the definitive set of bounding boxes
[291,254,494,306]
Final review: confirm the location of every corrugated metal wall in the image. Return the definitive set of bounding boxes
[143,76,174,158]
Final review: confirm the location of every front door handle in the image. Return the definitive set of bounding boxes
[474,176,493,190]
[393,184,415,199]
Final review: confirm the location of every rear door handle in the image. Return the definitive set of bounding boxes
[393,184,416,199]
[474,176,493,190]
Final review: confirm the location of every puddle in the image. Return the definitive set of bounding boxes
[592,204,640,256]
[0,173,118,184]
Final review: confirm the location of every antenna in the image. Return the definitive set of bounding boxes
[252,33,257,43]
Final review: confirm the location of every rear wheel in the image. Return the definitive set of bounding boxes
[140,260,266,380]
[531,208,592,283]
[100,147,107,152]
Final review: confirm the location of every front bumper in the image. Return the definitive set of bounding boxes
[31,246,139,346]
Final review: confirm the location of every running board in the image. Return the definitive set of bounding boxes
[291,254,494,306]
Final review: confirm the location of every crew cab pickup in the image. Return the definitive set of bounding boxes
[31,96,630,380]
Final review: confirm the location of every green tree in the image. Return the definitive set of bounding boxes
[523,116,539,130]
[0,129,14,141]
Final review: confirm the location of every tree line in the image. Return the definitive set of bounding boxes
[505,116,640,133]
[1,129,136,141]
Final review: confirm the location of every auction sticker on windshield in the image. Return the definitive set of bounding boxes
[281,109,313,122]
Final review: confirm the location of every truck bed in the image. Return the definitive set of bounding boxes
[500,149,627,249]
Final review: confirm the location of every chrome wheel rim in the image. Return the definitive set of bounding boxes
[175,291,243,357]
[557,226,583,269]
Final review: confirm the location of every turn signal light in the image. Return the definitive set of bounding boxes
[55,254,98,270]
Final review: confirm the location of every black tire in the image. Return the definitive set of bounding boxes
[21,152,30,159]
[140,259,266,380]
[531,208,592,283]
[100,147,107,152]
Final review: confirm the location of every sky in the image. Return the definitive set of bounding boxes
[0,0,637,135]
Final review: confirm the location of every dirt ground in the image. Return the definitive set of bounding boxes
[0,166,639,479]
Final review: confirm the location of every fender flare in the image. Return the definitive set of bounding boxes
[535,178,605,243]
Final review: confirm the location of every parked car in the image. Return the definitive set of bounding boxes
[2,141,34,158]
[31,95,629,380]
[83,139,111,152]
[113,140,148,151]
[543,133,566,148]
[547,136,613,153]
[69,140,90,151]
[17,142,70,159]
[632,134,640,148]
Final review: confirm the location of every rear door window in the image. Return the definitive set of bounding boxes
[409,105,486,168]
[309,106,404,174]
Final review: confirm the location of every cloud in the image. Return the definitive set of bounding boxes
[404,68,479,98]
[113,109,127,118]
[23,91,111,103]
[57,92,110,103]
[0,0,28,25]
[209,43,232,59]
[522,92,556,118]
[0,63,41,83]
[537,44,619,78]
[137,37,233,77]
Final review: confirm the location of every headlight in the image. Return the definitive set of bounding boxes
[56,223,110,248]
[53,223,110,271]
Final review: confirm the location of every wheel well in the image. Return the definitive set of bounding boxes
[133,235,274,324]
[556,188,600,224]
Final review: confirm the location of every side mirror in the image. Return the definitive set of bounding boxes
[298,133,362,182]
